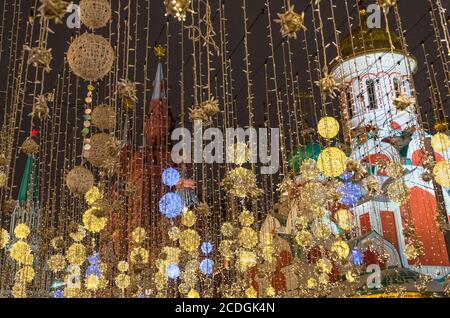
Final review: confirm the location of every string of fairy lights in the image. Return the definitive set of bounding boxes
[0,0,448,298]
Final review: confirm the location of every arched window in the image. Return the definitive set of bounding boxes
[366,79,377,110]
[393,77,401,97]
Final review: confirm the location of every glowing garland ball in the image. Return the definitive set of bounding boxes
[91,104,116,131]
[164,0,191,21]
[317,116,340,139]
[67,33,114,81]
[82,207,107,233]
[159,192,184,219]
[331,240,350,259]
[79,0,111,30]
[200,259,214,275]
[433,160,450,187]
[431,133,450,152]
[317,147,348,178]
[338,182,362,207]
[162,167,181,187]
[0,228,9,249]
[66,166,94,196]
[166,263,180,280]
[335,209,354,231]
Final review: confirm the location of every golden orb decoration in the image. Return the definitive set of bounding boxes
[331,240,350,259]
[91,104,116,131]
[239,210,254,227]
[88,133,118,167]
[164,0,191,21]
[431,133,450,152]
[10,241,32,264]
[181,210,196,227]
[67,33,114,81]
[79,0,111,29]
[85,186,102,205]
[66,166,94,196]
[14,224,30,239]
[66,243,86,266]
[179,229,200,252]
[117,261,129,273]
[335,209,354,231]
[130,247,149,264]
[85,274,100,291]
[131,227,146,244]
[47,254,67,273]
[21,137,39,155]
[317,116,340,139]
[187,289,200,298]
[238,227,258,249]
[387,181,410,204]
[433,160,450,187]
[82,207,108,233]
[220,222,234,237]
[317,147,348,178]
[115,273,131,289]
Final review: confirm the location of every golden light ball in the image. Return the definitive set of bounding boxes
[220,222,234,237]
[181,210,196,227]
[295,230,313,247]
[179,229,200,252]
[239,210,254,227]
[85,186,102,205]
[88,133,118,168]
[10,241,32,264]
[238,227,258,249]
[335,209,354,231]
[331,240,350,259]
[82,208,108,233]
[317,116,340,139]
[47,254,67,273]
[66,243,86,266]
[117,261,129,272]
[79,0,111,30]
[168,226,180,241]
[130,247,149,264]
[21,137,39,155]
[85,274,100,291]
[131,227,146,244]
[67,32,114,81]
[317,147,348,178]
[237,250,256,272]
[66,166,94,196]
[115,273,131,289]
[431,133,450,152]
[14,224,30,239]
[433,160,450,187]
[187,289,200,298]
[91,104,116,131]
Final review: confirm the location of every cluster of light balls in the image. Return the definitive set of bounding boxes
[159,167,184,219]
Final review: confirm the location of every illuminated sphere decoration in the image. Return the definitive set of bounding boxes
[338,182,362,207]
[67,33,114,81]
[200,259,214,276]
[201,242,213,255]
[159,192,184,219]
[433,160,450,187]
[79,0,111,30]
[66,166,94,196]
[317,116,340,139]
[431,133,450,152]
[162,167,181,187]
[317,147,348,178]
[166,263,180,280]
[91,104,116,131]
[164,0,191,21]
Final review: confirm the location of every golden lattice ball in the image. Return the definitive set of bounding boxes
[67,33,114,81]
[317,147,347,177]
[66,166,94,195]
[317,116,340,139]
[92,104,116,131]
[79,0,111,29]
[431,133,450,152]
[21,137,39,155]
[88,133,118,167]
[433,160,450,187]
